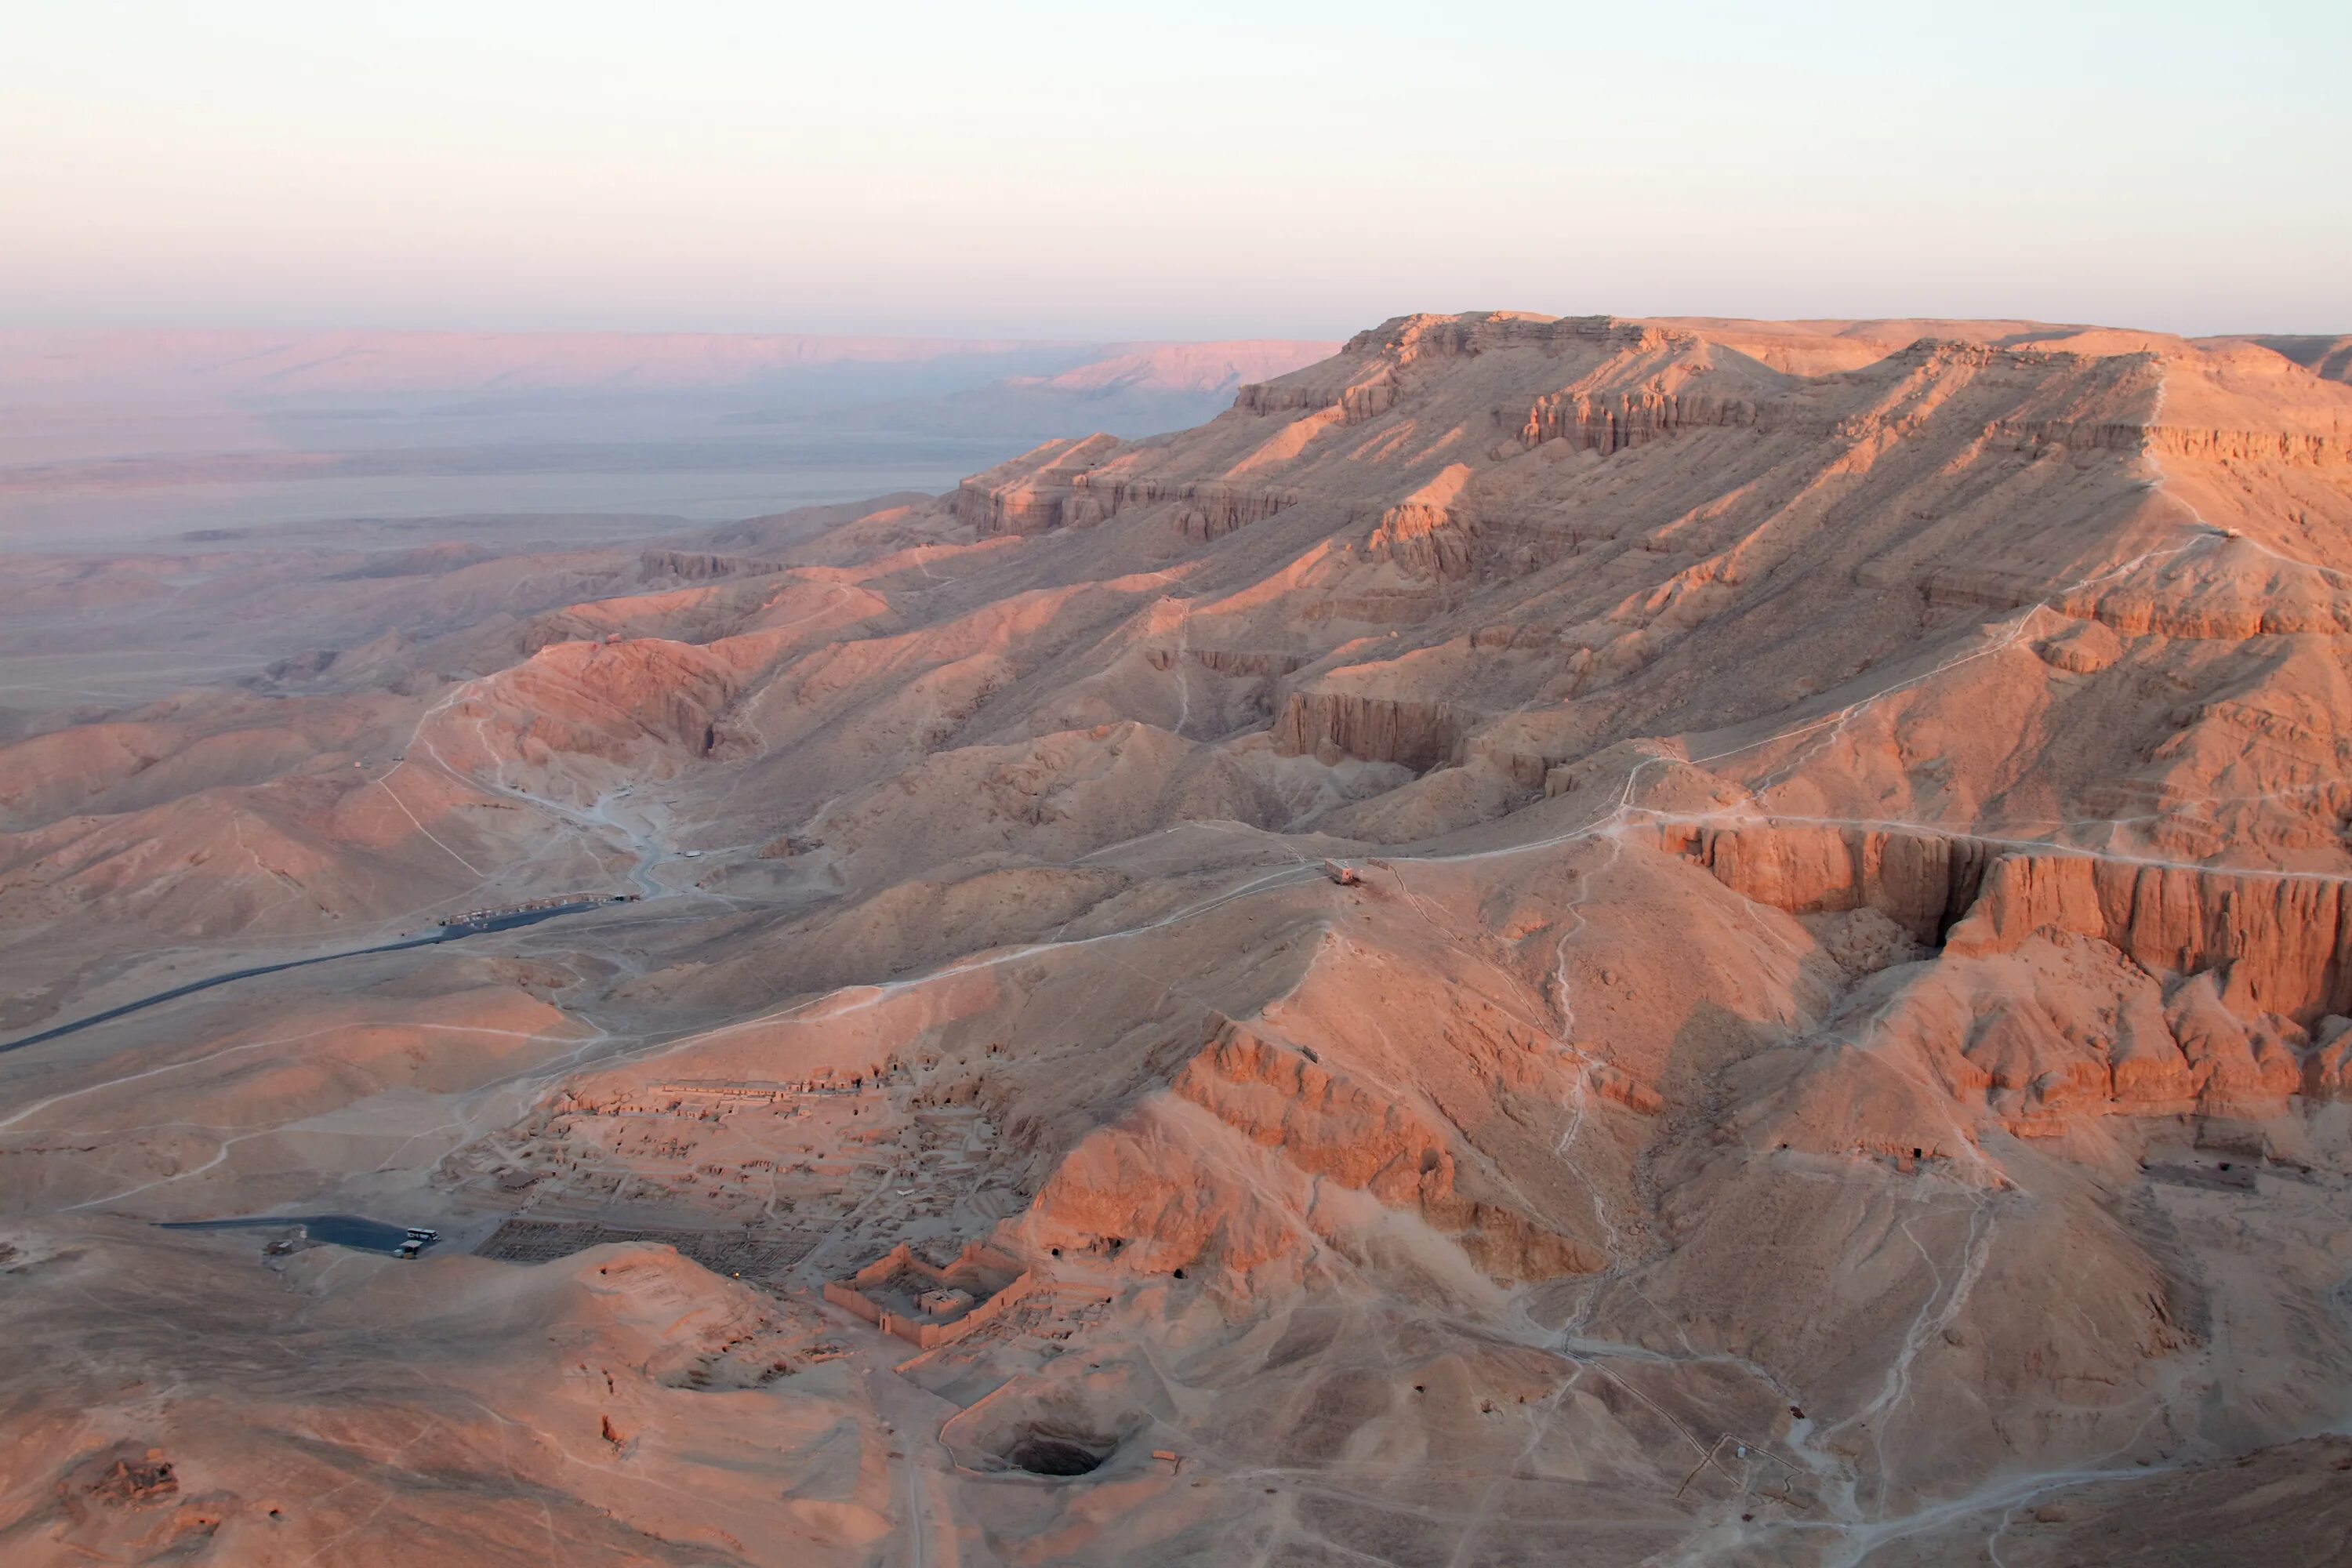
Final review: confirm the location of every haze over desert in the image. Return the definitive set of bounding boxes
[5,5,2351,1566]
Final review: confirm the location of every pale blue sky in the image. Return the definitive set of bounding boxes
[4,2,2344,337]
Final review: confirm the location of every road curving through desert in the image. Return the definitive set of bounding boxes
[0,900,611,1057]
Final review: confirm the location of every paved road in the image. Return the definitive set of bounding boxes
[1,901,605,1056]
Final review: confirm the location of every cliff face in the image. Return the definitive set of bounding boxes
[1145,647,1310,677]
[1997,419,2347,465]
[1508,389,1765,453]
[635,550,790,581]
[1273,689,1465,771]
[1650,821,1995,946]
[1649,813,2352,1146]
[956,463,1299,541]
[1654,818,2352,1024]
[1343,310,1686,361]
[1232,377,1396,423]
[951,433,1123,533]
[1947,851,2352,1022]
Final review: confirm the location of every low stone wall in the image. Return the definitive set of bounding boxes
[821,1279,885,1328]
[825,1240,1037,1349]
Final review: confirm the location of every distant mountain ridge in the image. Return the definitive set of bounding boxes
[0,328,1338,412]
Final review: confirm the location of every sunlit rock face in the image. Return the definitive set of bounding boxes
[5,314,2352,1566]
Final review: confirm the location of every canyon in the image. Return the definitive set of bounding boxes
[2,313,2350,1565]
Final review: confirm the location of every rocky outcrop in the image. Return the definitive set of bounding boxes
[423,637,745,791]
[1051,474,1166,525]
[637,550,789,581]
[1064,474,1298,529]
[956,466,1300,541]
[956,480,1070,535]
[2036,619,2124,674]
[1274,689,1465,771]
[2305,1016,2352,1098]
[1505,389,1765,454]
[1345,312,1689,362]
[1651,821,1997,946]
[1166,482,1302,542]
[1175,1029,1450,1200]
[953,434,1123,535]
[1946,852,2352,1022]
[1959,959,2311,1120]
[1233,378,1397,423]
[1361,463,1479,579]
[2160,971,2303,1108]
[1994,419,2347,466]
[1657,819,2352,1023]
[1144,648,1311,677]
[1860,558,2352,639]
[1362,499,1476,578]
[1171,1026,1602,1283]
[1232,314,1708,438]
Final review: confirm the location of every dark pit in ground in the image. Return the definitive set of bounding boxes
[1005,1435,1106,1477]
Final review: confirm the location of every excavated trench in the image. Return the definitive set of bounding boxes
[942,1383,1144,1481]
[1002,1432,1111,1477]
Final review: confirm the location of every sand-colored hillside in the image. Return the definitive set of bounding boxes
[5,313,2351,1566]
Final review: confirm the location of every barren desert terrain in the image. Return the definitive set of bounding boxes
[5,314,2352,1566]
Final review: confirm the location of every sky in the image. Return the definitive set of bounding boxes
[4,1,2346,340]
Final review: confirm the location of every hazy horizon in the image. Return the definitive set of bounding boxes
[0,328,1342,551]
[7,1,2347,341]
